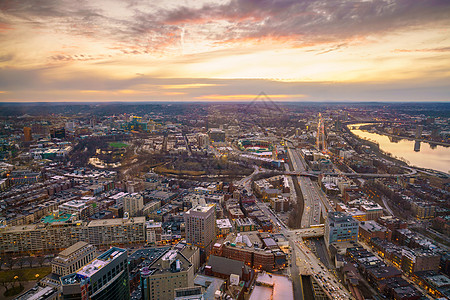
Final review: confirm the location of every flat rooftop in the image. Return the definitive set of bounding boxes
[41,213,72,224]
[188,204,215,213]
[216,218,232,228]
[88,216,145,227]
[78,247,125,278]
[59,241,90,258]
[254,273,294,300]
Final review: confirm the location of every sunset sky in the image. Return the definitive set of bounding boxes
[1,0,449,102]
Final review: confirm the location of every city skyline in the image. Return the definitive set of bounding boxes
[1,0,450,102]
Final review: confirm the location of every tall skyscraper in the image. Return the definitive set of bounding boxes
[23,126,32,142]
[61,247,130,300]
[185,204,216,253]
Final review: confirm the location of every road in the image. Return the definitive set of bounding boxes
[286,144,328,228]
[293,238,353,300]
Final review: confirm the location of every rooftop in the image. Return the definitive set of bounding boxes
[58,241,90,258]
[360,221,388,232]
[194,274,225,300]
[41,212,73,224]
[216,218,232,228]
[61,247,126,285]
[328,211,357,224]
[252,272,294,300]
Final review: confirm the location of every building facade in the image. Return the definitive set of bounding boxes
[325,212,359,248]
[140,249,194,300]
[52,242,96,277]
[185,204,216,252]
[0,216,146,254]
[61,247,130,300]
[123,193,144,217]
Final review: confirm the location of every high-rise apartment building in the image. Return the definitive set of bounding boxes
[325,211,359,248]
[0,216,146,254]
[61,247,129,299]
[185,204,216,252]
[23,126,32,142]
[123,193,144,217]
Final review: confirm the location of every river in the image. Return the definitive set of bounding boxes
[348,124,450,174]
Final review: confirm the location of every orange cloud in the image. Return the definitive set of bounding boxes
[163,92,186,96]
[195,94,306,101]
[161,83,223,89]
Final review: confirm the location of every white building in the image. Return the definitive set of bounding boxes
[123,193,144,216]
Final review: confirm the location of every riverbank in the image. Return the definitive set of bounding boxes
[347,124,450,174]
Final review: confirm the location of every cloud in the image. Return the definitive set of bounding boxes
[394,47,450,53]
[194,93,307,101]
[157,0,450,44]
[1,0,449,59]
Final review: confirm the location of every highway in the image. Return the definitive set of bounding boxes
[260,204,353,299]
[293,237,353,300]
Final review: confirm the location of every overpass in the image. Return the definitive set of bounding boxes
[290,227,324,238]
[284,168,417,178]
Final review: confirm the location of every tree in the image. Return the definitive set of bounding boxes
[3,256,14,270]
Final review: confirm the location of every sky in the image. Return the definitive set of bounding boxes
[0,0,449,102]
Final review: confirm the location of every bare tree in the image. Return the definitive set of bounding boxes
[3,256,14,270]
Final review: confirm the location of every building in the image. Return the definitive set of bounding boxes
[50,127,66,139]
[325,212,359,248]
[360,203,383,220]
[123,193,144,217]
[0,216,146,254]
[208,129,225,143]
[7,170,41,185]
[24,126,32,142]
[216,218,233,237]
[143,201,161,217]
[269,195,290,212]
[249,272,294,300]
[174,286,203,300]
[235,218,257,232]
[411,202,436,219]
[213,232,286,271]
[16,286,59,300]
[61,247,130,299]
[140,249,194,300]
[52,242,96,277]
[205,255,254,283]
[59,200,90,220]
[359,221,392,243]
[413,271,450,299]
[146,220,163,245]
[401,249,441,275]
[87,216,146,248]
[185,204,216,253]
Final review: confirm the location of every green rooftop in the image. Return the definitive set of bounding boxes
[41,213,72,223]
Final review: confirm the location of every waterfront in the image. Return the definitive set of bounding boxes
[349,124,450,174]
